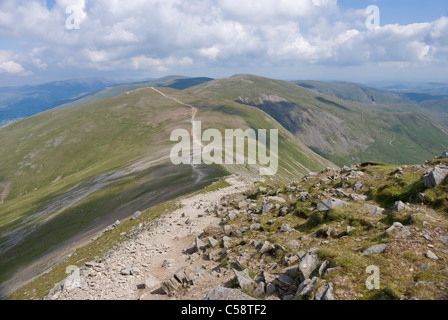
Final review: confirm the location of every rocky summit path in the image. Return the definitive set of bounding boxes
[46,175,253,300]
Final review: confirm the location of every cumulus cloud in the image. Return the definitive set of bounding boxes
[0,0,447,80]
[0,50,28,74]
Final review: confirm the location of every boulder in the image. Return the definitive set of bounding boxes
[364,204,386,216]
[426,250,439,260]
[317,198,349,212]
[238,200,249,209]
[132,211,142,220]
[280,224,292,233]
[442,151,447,159]
[262,201,274,214]
[144,274,160,291]
[233,268,256,290]
[392,201,408,212]
[294,277,318,299]
[360,244,388,257]
[354,181,363,193]
[271,274,296,291]
[203,287,255,300]
[120,268,132,276]
[422,166,448,189]
[386,222,411,239]
[161,266,201,295]
[418,193,426,203]
[253,282,266,298]
[208,237,218,248]
[297,248,321,281]
[315,282,336,300]
[250,223,262,231]
[256,241,272,254]
[318,260,330,277]
[299,192,311,202]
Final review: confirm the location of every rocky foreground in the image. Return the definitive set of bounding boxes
[44,156,448,300]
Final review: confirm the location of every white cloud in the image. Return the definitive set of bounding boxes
[0,0,447,80]
[0,50,28,74]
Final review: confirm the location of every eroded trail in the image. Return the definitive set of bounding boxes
[46,175,253,300]
[150,87,198,121]
[150,87,204,182]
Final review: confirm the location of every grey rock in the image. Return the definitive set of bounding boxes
[297,248,321,281]
[286,240,300,250]
[266,283,277,295]
[120,268,132,276]
[439,236,448,246]
[226,211,237,221]
[253,282,266,298]
[364,204,386,216]
[319,260,330,277]
[223,225,234,235]
[294,277,319,299]
[425,250,439,260]
[130,267,141,276]
[299,192,311,202]
[418,263,431,272]
[354,181,363,193]
[386,222,411,239]
[324,267,342,275]
[161,266,201,295]
[233,268,256,290]
[208,237,218,248]
[418,193,426,203]
[132,211,141,220]
[162,259,175,269]
[238,200,249,209]
[317,198,349,212]
[267,196,286,203]
[161,278,181,296]
[315,282,335,300]
[203,287,255,300]
[346,226,356,234]
[349,194,368,201]
[443,151,448,159]
[250,223,262,231]
[257,241,272,254]
[272,274,296,290]
[144,274,160,290]
[422,166,448,189]
[262,201,274,215]
[392,201,408,211]
[280,224,292,233]
[335,189,349,198]
[361,244,388,257]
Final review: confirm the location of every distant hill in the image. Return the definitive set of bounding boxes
[190,75,448,166]
[0,76,215,127]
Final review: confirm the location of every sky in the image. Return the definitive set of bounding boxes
[0,0,447,86]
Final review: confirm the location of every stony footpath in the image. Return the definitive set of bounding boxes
[45,175,253,300]
[45,154,448,300]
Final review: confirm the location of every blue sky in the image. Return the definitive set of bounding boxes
[339,0,448,25]
[1,0,447,86]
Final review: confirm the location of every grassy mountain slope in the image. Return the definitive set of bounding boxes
[56,76,214,110]
[0,85,332,296]
[190,75,448,166]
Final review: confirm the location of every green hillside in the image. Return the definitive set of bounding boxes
[0,84,332,296]
[190,75,448,166]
